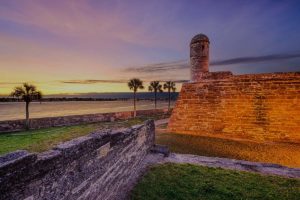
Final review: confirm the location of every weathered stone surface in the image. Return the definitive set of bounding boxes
[0,108,169,133]
[190,33,210,81]
[173,34,300,143]
[147,153,300,178]
[0,150,28,164]
[0,120,155,200]
[193,71,233,80]
[169,72,300,143]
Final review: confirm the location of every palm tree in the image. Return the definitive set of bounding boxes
[148,81,163,110]
[128,78,144,117]
[163,81,176,111]
[10,83,42,130]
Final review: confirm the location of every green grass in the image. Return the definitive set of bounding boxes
[131,163,300,200]
[156,131,300,168]
[0,114,168,155]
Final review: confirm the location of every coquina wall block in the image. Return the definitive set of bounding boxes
[169,33,300,143]
[0,120,155,200]
[168,72,300,143]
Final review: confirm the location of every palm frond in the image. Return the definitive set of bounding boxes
[128,78,144,92]
[11,83,42,102]
[163,81,176,91]
[149,81,163,92]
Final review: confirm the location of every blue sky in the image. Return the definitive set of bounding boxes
[0,0,299,94]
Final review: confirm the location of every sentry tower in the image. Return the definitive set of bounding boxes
[190,33,210,82]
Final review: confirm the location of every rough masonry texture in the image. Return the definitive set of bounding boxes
[169,34,300,143]
[190,33,210,81]
[0,109,169,133]
[0,120,155,200]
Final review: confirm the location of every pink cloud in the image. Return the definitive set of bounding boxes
[0,0,184,49]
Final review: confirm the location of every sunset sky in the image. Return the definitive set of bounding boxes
[0,0,300,95]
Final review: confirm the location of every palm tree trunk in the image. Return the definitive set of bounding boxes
[133,91,136,117]
[168,88,171,111]
[154,91,157,109]
[25,101,30,130]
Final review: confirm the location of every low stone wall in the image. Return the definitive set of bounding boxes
[169,72,300,143]
[0,109,169,133]
[0,120,155,200]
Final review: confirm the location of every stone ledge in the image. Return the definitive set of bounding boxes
[153,153,300,178]
[0,150,29,164]
[189,71,300,83]
[0,151,37,174]
[0,120,154,170]
[0,120,156,200]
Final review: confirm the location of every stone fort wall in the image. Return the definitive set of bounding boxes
[168,72,300,143]
[0,109,169,133]
[0,120,155,200]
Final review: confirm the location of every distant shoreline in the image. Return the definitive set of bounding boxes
[0,97,177,102]
[0,92,179,102]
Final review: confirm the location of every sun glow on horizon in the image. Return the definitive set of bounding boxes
[1,0,300,95]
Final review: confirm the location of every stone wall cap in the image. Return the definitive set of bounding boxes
[37,150,62,161]
[0,151,37,172]
[0,150,29,164]
[54,136,94,153]
[89,130,111,139]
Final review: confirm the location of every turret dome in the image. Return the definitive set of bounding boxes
[190,34,210,45]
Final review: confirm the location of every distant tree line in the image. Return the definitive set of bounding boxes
[7,80,177,129]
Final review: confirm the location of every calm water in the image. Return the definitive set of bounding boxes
[0,100,174,121]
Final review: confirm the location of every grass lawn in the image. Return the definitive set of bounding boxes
[155,130,300,168]
[0,114,168,155]
[131,163,300,200]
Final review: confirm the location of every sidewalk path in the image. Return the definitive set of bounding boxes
[143,153,300,179]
